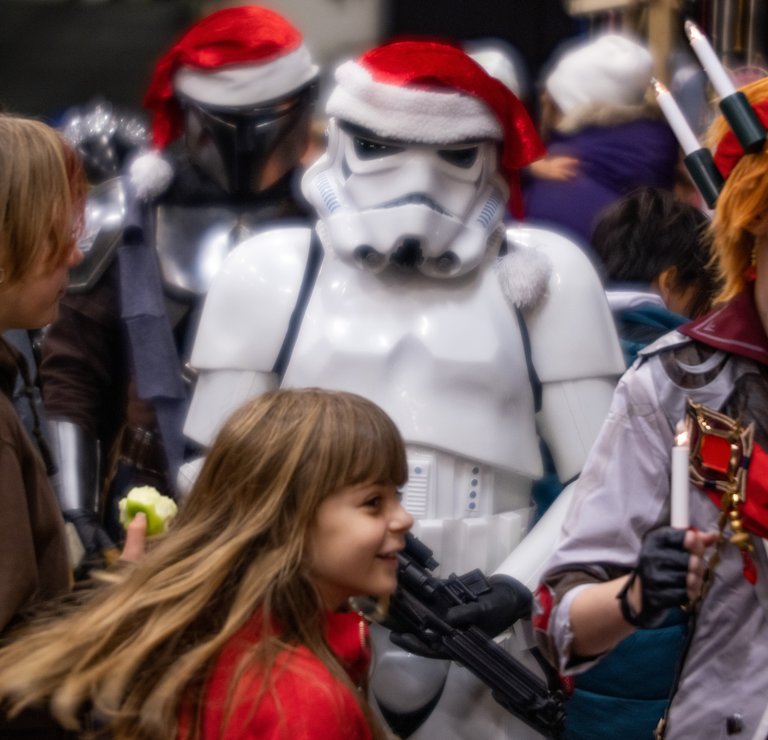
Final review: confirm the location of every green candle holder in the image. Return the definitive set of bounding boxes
[683,148,724,208]
[719,92,766,154]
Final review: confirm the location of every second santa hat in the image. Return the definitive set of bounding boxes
[143,5,318,150]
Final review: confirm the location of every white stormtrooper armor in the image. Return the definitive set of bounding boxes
[183,41,625,739]
[184,218,624,737]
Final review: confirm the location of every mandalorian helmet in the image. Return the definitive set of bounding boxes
[177,80,317,196]
[142,5,319,197]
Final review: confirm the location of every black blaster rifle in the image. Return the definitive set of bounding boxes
[387,533,565,739]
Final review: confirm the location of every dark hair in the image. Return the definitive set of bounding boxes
[591,187,719,317]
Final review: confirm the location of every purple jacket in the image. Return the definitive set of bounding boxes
[523,118,679,244]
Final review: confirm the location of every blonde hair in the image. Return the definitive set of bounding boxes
[0,388,406,739]
[0,114,86,284]
[705,77,768,302]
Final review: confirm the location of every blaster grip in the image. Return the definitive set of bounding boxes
[389,534,565,739]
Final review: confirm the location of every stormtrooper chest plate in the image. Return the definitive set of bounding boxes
[283,256,541,476]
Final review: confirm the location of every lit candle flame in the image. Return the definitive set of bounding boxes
[684,19,737,100]
[684,19,703,43]
[651,77,668,97]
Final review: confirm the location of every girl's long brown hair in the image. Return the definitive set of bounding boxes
[0,388,407,739]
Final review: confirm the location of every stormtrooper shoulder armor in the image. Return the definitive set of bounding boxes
[509,225,625,382]
[190,225,315,373]
[68,177,127,293]
[506,225,625,481]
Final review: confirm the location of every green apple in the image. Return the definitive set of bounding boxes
[118,486,178,536]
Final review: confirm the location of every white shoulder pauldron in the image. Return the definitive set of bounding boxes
[190,225,316,373]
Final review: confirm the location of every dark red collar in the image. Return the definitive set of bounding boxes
[680,283,768,366]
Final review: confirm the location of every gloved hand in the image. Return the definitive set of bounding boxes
[444,574,532,635]
[389,574,533,659]
[63,508,119,578]
[618,526,689,629]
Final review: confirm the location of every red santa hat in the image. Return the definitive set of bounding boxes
[129,5,316,199]
[326,40,545,219]
[143,5,317,150]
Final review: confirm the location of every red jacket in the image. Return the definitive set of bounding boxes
[178,611,372,739]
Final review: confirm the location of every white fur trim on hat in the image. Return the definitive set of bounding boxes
[545,33,652,116]
[174,45,318,107]
[128,149,174,201]
[326,60,503,144]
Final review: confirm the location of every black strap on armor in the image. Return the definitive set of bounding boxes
[515,305,542,413]
[272,231,323,379]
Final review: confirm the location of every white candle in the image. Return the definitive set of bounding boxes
[651,78,702,156]
[671,421,690,529]
[685,20,737,100]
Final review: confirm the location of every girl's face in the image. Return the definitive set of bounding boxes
[307,480,414,610]
[0,240,82,332]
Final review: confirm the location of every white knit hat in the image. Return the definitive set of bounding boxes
[545,33,653,115]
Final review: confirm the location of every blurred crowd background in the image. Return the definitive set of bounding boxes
[1,0,766,132]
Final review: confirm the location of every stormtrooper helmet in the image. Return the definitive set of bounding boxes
[301,40,544,278]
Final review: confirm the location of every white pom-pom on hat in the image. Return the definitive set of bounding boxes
[495,243,552,310]
[128,150,174,201]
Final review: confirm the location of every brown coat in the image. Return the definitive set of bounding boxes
[0,337,70,632]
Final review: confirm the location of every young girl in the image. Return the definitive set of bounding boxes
[0,114,86,632]
[0,387,413,739]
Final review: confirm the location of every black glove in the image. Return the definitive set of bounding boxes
[443,574,532,636]
[389,574,533,659]
[618,526,689,629]
[64,508,118,578]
